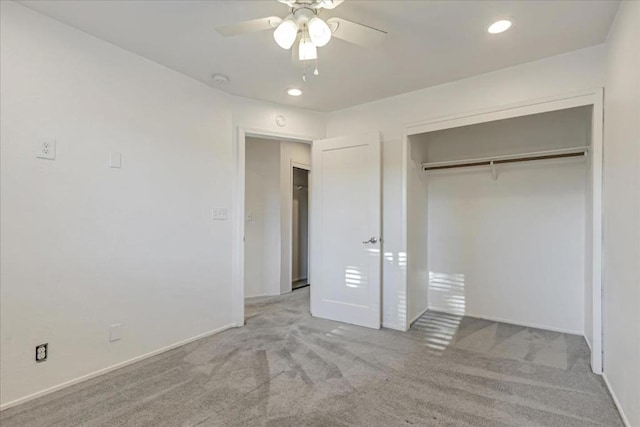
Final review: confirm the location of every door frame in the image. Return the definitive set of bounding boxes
[232,127,317,327]
[289,161,311,292]
[401,88,604,374]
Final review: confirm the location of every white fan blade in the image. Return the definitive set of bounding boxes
[216,16,282,37]
[318,0,345,10]
[327,17,386,47]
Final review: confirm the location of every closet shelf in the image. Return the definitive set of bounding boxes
[421,146,589,172]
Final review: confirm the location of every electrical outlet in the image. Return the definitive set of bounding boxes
[36,139,56,160]
[35,343,48,362]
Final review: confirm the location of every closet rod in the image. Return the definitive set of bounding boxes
[422,147,588,171]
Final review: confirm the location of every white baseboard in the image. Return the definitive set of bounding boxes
[602,373,631,427]
[0,323,237,412]
[245,292,280,298]
[427,306,583,336]
[409,306,429,327]
[382,322,407,331]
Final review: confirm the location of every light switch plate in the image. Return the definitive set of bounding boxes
[109,152,122,168]
[212,208,228,220]
[36,139,56,160]
[109,324,122,342]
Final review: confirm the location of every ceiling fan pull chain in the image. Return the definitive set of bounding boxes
[314,57,319,76]
[303,58,307,81]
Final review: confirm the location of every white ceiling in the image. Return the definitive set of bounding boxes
[20,0,619,112]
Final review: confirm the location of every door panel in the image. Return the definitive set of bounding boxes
[311,132,381,329]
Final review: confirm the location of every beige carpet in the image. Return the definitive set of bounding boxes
[1,288,623,426]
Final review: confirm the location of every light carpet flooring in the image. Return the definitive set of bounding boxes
[1,288,623,426]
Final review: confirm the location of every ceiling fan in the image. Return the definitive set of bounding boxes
[216,0,387,80]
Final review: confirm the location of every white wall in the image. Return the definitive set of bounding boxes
[602,1,640,425]
[584,146,594,348]
[427,163,587,333]
[327,45,606,330]
[279,141,311,294]
[244,138,282,297]
[419,107,593,162]
[231,97,325,143]
[0,1,325,408]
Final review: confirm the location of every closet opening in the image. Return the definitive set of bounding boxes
[404,97,603,373]
[292,166,310,290]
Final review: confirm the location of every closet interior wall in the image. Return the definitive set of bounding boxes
[407,106,593,335]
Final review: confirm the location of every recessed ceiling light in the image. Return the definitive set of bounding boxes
[488,20,512,34]
[287,88,302,96]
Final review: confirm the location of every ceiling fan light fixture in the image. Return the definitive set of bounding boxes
[299,36,318,60]
[274,17,299,49]
[308,16,332,47]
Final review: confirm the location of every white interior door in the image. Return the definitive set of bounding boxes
[310,131,381,329]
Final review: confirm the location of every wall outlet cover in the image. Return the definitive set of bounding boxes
[36,139,56,160]
[35,343,48,362]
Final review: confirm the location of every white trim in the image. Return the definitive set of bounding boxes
[243,127,315,143]
[233,127,318,326]
[406,89,599,136]
[590,89,604,375]
[292,161,311,170]
[0,323,236,412]
[232,128,245,327]
[401,88,604,372]
[246,292,282,298]
[400,128,409,331]
[382,322,406,331]
[287,160,311,294]
[409,306,429,327]
[427,307,583,335]
[603,374,631,427]
[585,334,593,352]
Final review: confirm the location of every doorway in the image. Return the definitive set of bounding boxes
[292,166,310,290]
[241,135,311,300]
[233,128,383,330]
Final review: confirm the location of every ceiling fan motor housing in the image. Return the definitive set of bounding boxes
[279,0,340,10]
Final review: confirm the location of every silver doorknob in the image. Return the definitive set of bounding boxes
[362,237,378,244]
